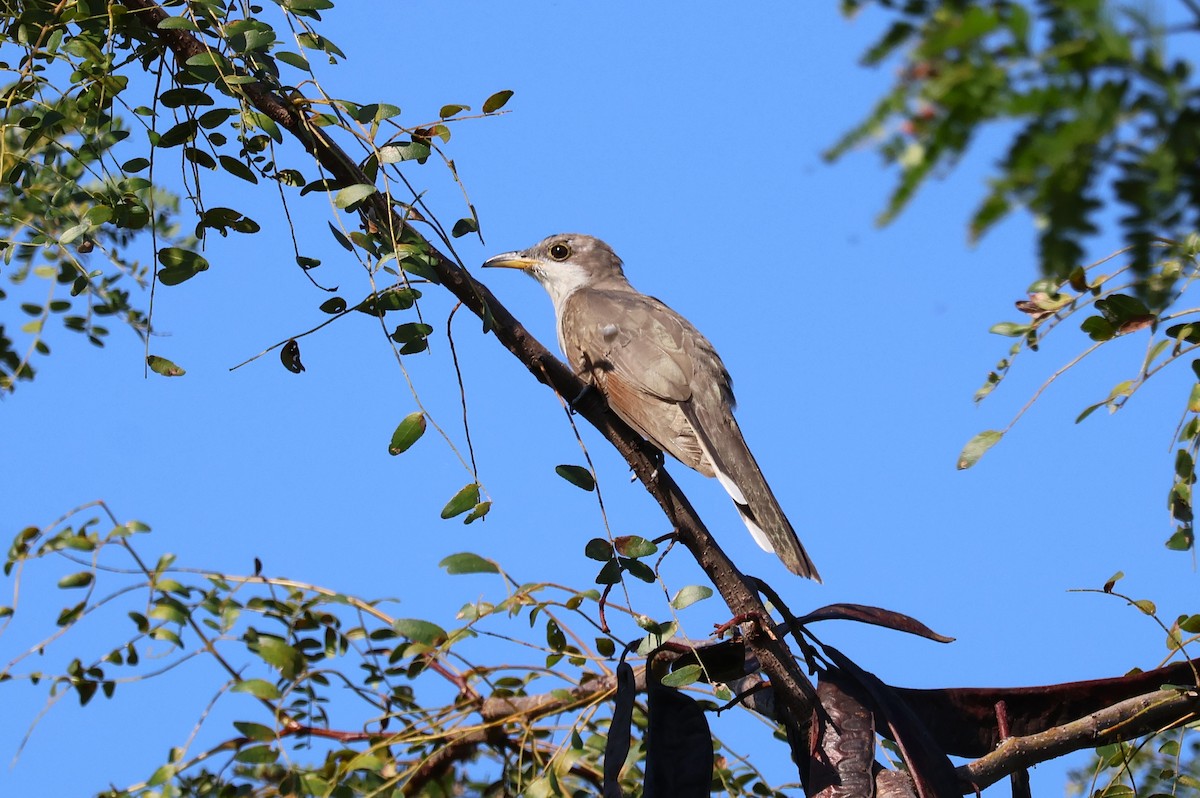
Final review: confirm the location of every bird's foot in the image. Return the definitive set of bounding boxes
[567,383,596,415]
[630,449,664,483]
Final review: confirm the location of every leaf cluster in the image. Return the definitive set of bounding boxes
[0,0,513,391]
[2,508,779,797]
[833,0,1200,286]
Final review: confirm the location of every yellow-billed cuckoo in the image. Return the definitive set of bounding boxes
[483,234,819,580]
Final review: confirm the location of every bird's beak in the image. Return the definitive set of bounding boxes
[481,251,538,271]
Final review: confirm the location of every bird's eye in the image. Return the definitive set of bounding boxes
[549,243,571,261]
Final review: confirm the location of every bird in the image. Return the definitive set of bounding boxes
[483,234,819,580]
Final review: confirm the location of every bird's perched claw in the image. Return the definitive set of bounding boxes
[567,382,596,415]
[630,447,664,482]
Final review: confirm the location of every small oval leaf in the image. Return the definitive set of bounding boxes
[441,483,480,519]
[280,339,305,374]
[957,430,1003,470]
[57,571,94,589]
[334,183,378,209]
[555,465,596,491]
[669,585,713,611]
[147,355,186,377]
[439,552,499,575]
[614,535,656,558]
[660,664,703,688]
[388,412,426,455]
[585,538,612,561]
[482,89,514,113]
[232,679,280,699]
[393,618,447,645]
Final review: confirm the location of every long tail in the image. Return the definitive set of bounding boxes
[682,403,820,581]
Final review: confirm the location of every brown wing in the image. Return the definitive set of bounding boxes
[560,287,819,580]
[558,289,715,473]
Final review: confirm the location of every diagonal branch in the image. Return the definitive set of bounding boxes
[961,687,1200,792]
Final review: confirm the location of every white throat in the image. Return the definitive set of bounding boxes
[534,261,594,316]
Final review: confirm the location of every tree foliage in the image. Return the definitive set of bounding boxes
[3,2,1200,797]
[832,0,1200,284]
[834,0,1200,556]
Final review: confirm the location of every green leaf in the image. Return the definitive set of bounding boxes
[146,763,176,786]
[198,108,237,129]
[1075,402,1105,424]
[121,157,151,174]
[545,619,566,651]
[390,322,433,344]
[1081,315,1116,341]
[1132,599,1157,616]
[439,104,469,119]
[319,297,347,314]
[149,598,187,625]
[388,412,426,455]
[158,16,201,30]
[147,355,186,377]
[464,501,491,524]
[594,559,622,585]
[957,430,1003,470]
[57,571,94,589]
[280,339,304,374]
[276,51,311,71]
[157,248,209,286]
[393,618,447,645]
[451,216,479,238]
[156,119,198,148]
[623,558,656,583]
[636,621,677,654]
[328,222,354,252]
[596,637,616,657]
[218,155,258,183]
[614,536,656,558]
[660,664,702,688]
[1169,323,1200,344]
[234,745,278,764]
[254,636,304,679]
[441,483,480,519]
[233,721,276,741]
[58,223,89,245]
[334,183,378,209]
[377,141,431,164]
[669,585,713,610]
[555,465,595,492]
[482,90,514,113]
[584,538,612,561]
[1180,614,1200,633]
[159,87,214,108]
[439,552,499,575]
[233,679,280,699]
[369,103,402,121]
[57,601,85,626]
[1166,528,1194,551]
[184,147,216,169]
[988,321,1030,337]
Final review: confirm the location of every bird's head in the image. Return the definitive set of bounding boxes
[482,234,626,306]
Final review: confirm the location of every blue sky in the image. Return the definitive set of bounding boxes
[3,3,1196,795]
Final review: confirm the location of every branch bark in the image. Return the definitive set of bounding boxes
[961,687,1200,791]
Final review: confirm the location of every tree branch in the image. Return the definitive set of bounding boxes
[961,687,1200,791]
